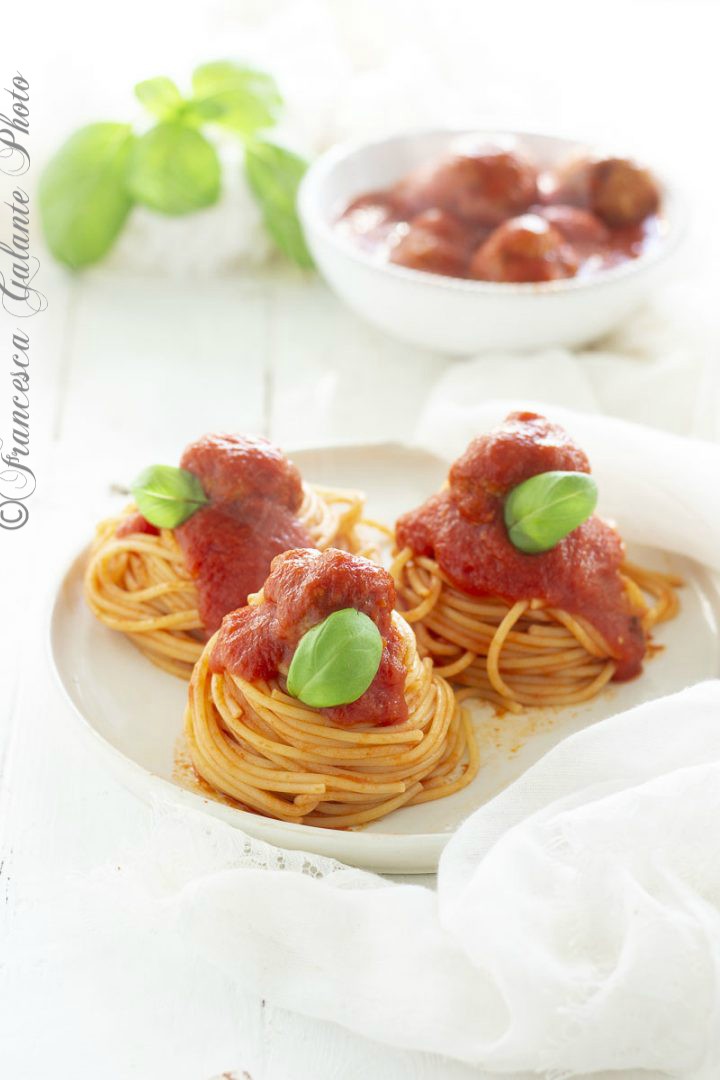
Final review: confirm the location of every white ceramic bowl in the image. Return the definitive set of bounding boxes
[298,129,685,355]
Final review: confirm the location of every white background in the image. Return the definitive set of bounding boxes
[2,1,720,1077]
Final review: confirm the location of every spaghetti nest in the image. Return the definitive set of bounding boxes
[391,547,681,712]
[185,612,479,829]
[85,484,382,679]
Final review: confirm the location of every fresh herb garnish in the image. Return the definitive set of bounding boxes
[188,62,282,133]
[39,123,135,269]
[39,61,310,269]
[127,122,221,215]
[130,464,209,530]
[286,608,384,709]
[244,138,313,268]
[504,470,598,554]
[134,77,184,120]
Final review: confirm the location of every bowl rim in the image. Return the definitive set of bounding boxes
[298,126,687,296]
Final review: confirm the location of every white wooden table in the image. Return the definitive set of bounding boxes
[2,263,499,1080]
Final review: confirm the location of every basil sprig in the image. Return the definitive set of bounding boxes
[39,123,135,270]
[286,609,383,709]
[188,62,282,133]
[127,122,221,215]
[130,465,209,530]
[504,470,598,554]
[134,77,184,120]
[39,61,311,269]
[245,138,313,268]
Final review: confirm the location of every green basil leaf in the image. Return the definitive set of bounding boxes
[244,138,313,268]
[127,122,221,215]
[188,62,282,133]
[135,76,184,120]
[286,608,383,708]
[39,123,134,269]
[504,470,598,554]
[130,465,209,529]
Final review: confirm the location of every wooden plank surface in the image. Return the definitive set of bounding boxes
[0,267,487,1080]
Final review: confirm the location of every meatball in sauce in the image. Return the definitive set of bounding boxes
[469,215,578,283]
[337,141,663,284]
[393,147,538,227]
[390,209,474,277]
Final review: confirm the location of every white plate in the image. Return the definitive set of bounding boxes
[50,443,720,874]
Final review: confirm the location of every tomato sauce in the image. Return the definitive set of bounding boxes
[396,412,645,680]
[337,144,663,284]
[121,434,314,635]
[116,512,159,539]
[211,548,409,726]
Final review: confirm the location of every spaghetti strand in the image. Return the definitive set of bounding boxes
[391,547,680,711]
[184,613,480,828]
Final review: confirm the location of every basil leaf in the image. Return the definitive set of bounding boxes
[504,470,598,554]
[188,62,282,133]
[286,608,383,709]
[244,138,313,268]
[127,122,221,215]
[39,123,134,269]
[130,465,209,529]
[135,76,183,120]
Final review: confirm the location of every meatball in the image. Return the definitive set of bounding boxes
[469,214,579,283]
[590,158,660,227]
[393,147,538,227]
[180,434,304,510]
[448,410,591,522]
[538,205,609,246]
[389,209,469,277]
[545,156,660,227]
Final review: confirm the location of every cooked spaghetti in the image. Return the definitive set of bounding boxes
[392,548,680,712]
[185,548,479,828]
[392,412,681,712]
[85,435,382,678]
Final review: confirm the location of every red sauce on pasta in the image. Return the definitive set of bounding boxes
[116,512,159,538]
[120,434,313,635]
[396,412,645,680]
[212,548,408,726]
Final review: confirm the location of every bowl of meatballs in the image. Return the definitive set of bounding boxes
[298,129,684,354]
